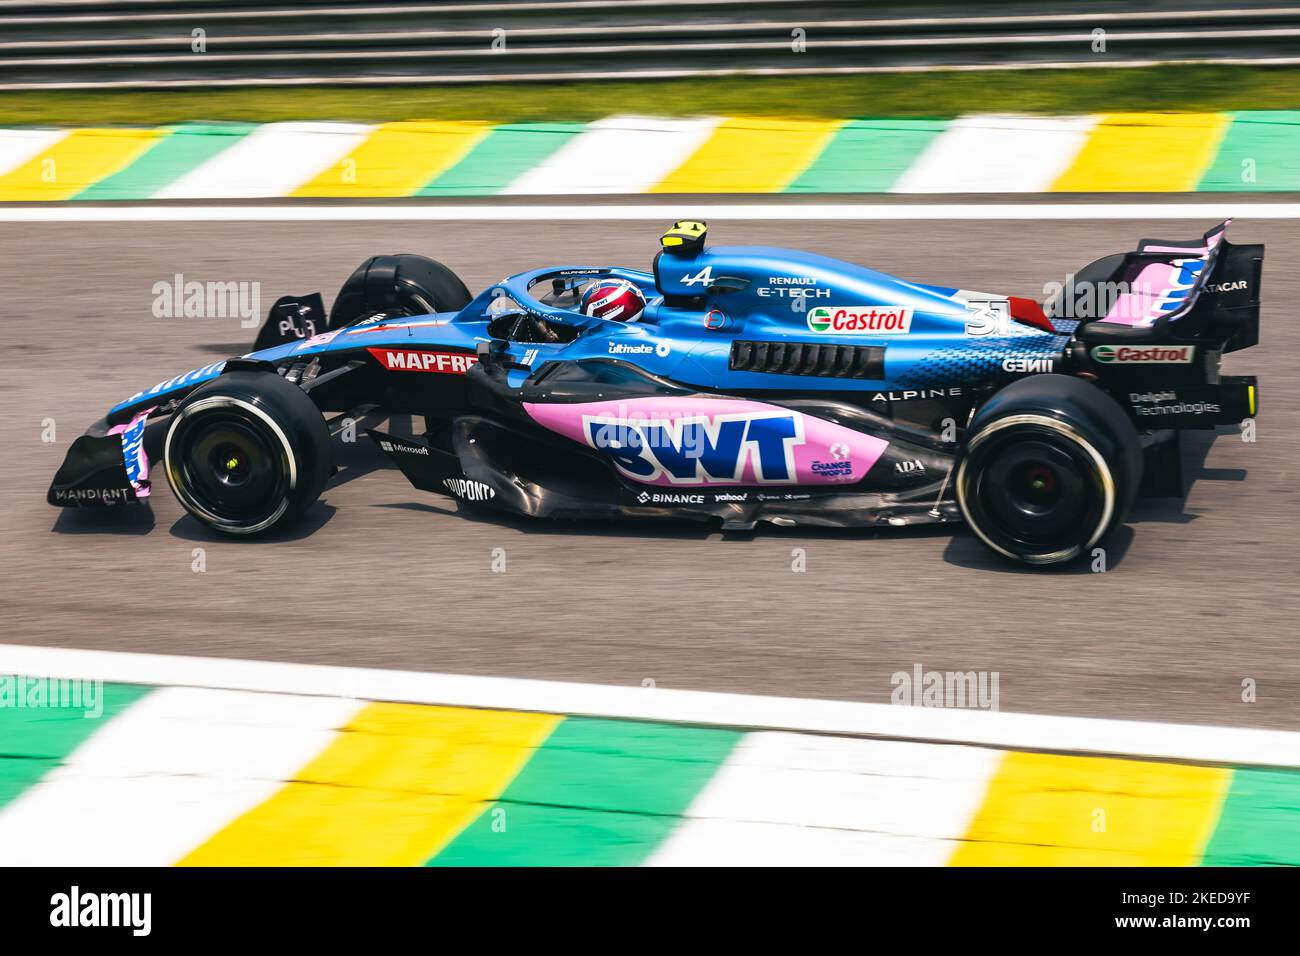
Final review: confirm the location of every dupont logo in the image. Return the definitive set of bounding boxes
[808,306,913,335]
[443,477,495,501]
[367,348,477,374]
[1091,345,1196,365]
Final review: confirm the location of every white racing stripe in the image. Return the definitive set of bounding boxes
[0,129,68,176]
[0,686,360,865]
[892,114,1097,193]
[502,116,720,195]
[154,121,372,199]
[2,644,1298,768]
[648,733,999,865]
[2,202,1299,221]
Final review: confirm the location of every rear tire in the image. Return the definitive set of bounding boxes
[956,374,1142,566]
[329,254,472,329]
[164,371,331,535]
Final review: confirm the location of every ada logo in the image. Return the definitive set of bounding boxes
[367,349,477,374]
[1092,345,1196,365]
[807,306,913,335]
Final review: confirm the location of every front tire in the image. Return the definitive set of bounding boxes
[164,371,331,535]
[956,374,1142,566]
[328,253,472,329]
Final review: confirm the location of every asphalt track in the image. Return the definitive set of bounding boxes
[2,205,1297,730]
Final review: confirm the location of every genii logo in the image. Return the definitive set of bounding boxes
[1092,345,1196,364]
[585,411,806,485]
[807,306,913,335]
[1002,355,1056,373]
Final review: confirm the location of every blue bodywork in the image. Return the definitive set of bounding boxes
[109,244,1068,421]
[55,220,1258,558]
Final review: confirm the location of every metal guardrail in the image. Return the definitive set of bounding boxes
[2,1,1300,90]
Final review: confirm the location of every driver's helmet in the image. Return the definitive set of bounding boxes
[578,278,646,323]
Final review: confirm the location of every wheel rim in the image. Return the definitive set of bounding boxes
[165,397,296,534]
[957,415,1114,564]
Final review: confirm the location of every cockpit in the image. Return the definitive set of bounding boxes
[481,268,658,344]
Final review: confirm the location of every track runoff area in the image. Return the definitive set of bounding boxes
[0,642,1288,932]
[5,201,1300,222]
[1,200,1293,930]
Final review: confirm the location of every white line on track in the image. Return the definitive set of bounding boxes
[3,643,1299,768]
[3,203,1300,222]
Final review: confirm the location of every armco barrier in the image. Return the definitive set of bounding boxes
[1,1,1299,90]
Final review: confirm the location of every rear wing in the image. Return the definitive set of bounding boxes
[1099,220,1263,353]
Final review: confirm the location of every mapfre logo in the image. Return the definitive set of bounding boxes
[367,349,477,374]
[807,306,913,335]
[1091,345,1196,365]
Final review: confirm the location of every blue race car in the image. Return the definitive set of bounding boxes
[48,220,1262,566]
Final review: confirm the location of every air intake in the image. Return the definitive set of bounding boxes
[729,341,885,379]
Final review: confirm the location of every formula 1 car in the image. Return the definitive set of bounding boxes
[48,220,1262,566]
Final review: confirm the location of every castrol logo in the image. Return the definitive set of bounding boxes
[1091,345,1196,365]
[807,306,913,335]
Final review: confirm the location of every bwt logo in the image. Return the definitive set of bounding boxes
[119,416,148,488]
[585,411,805,484]
[1152,257,1205,315]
